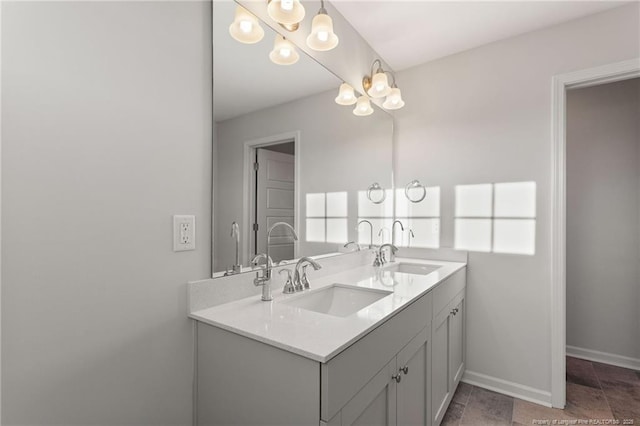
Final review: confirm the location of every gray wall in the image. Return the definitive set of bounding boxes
[394,3,639,400]
[214,90,393,271]
[1,2,212,425]
[566,79,640,360]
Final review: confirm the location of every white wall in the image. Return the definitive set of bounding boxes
[566,78,640,361]
[1,2,212,425]
[214,89,393,271]
[394,3,639,402]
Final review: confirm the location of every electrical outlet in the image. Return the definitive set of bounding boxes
[173,215,195,251]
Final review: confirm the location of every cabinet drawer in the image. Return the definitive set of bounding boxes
[433,268,466,318]
[321,292,432,421]
[434,288,465,328]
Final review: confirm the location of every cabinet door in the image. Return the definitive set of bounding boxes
[431,312,450,426]
[341,360,398,426]
[449,298,465,386]
[397,327,430,426]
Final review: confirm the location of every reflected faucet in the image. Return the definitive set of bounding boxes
[378,227,390,245]
[344,241,362,252]
[408,229,415,248]
[375,243,398,267]
[357,220,374,249]
[251,253,273,268]
[230,222,241,274]
[253,222,298,301]
[392,220,404,248]
[293,257,322,291]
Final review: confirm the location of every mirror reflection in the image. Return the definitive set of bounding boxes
[212,1,393,275]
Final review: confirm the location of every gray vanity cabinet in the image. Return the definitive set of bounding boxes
[396,326,431,426]
[431,270,466,426]
[327,326,431,426]
[196,267,466,426]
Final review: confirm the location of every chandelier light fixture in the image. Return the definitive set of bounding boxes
[269,34,300,65]
[306,0,339,52]
[229,5,265,44]
[362,59,405,110]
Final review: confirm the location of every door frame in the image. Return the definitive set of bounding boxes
[550,57,640,408]
[242,131,301,266]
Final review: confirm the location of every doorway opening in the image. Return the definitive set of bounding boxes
[240,131,300,268]
[252,142,296,262]
[551,58,640,409]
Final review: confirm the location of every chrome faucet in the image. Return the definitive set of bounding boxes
[378,227,390,244]
[392,220,404,248]
[374,243,398,267]
[251,253,273,268]
[230,222,241,274]
[357,219,374,249]
[408,229,415,248]
[293,257,322,291]
[343,241,362,252]
[253,222,298,301]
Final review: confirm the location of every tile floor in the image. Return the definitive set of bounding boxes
[442,356,640,425]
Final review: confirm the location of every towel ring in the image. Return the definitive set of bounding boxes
[405,180,426,203]
[367,182,387,204]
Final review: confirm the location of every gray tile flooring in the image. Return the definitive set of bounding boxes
[442,357,640,425]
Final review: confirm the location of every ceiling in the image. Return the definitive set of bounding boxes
[331,1,630,71]
[214,1,629,120]
[213,1,340,121]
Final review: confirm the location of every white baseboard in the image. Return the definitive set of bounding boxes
[567,345,640,371]
[462,370,552,407]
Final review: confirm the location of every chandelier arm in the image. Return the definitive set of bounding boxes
[383,70,397,88]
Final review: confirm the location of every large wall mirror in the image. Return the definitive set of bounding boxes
[212,1,393,275]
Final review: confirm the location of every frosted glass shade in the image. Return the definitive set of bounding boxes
[306,13,339,51]
[229,6,264,44]
[367,71,391,98]
[267,0,305,25]
[353,96,373,116]
[383,87,405,110]
[335,83,357,106]
[269,35,299,65]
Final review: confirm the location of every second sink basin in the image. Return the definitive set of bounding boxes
[281,284,392,317]
[384,262,441,276]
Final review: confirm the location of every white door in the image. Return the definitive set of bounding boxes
[255,148,295,262]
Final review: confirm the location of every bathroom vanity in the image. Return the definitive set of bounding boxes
[190,255,466,426]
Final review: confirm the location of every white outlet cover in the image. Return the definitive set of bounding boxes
[173,215,196,251]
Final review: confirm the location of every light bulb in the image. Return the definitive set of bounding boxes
[269,35,299,65]
[229,6,264,44]
[267,0,305,25]
[306,13,338,51]
[335,83,357,106]
[239,20,253,33]
[281,0,294,11]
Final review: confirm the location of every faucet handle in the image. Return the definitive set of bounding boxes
[279,269,295,294]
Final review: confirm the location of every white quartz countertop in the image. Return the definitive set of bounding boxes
[189,257,466,363]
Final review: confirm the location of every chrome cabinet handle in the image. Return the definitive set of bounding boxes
[392,374,402,383]
[400,366,408,375]
[451,307,459,315]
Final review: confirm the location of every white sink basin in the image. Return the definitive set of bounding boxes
[281,284,392,317]
[384,262,441,276]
